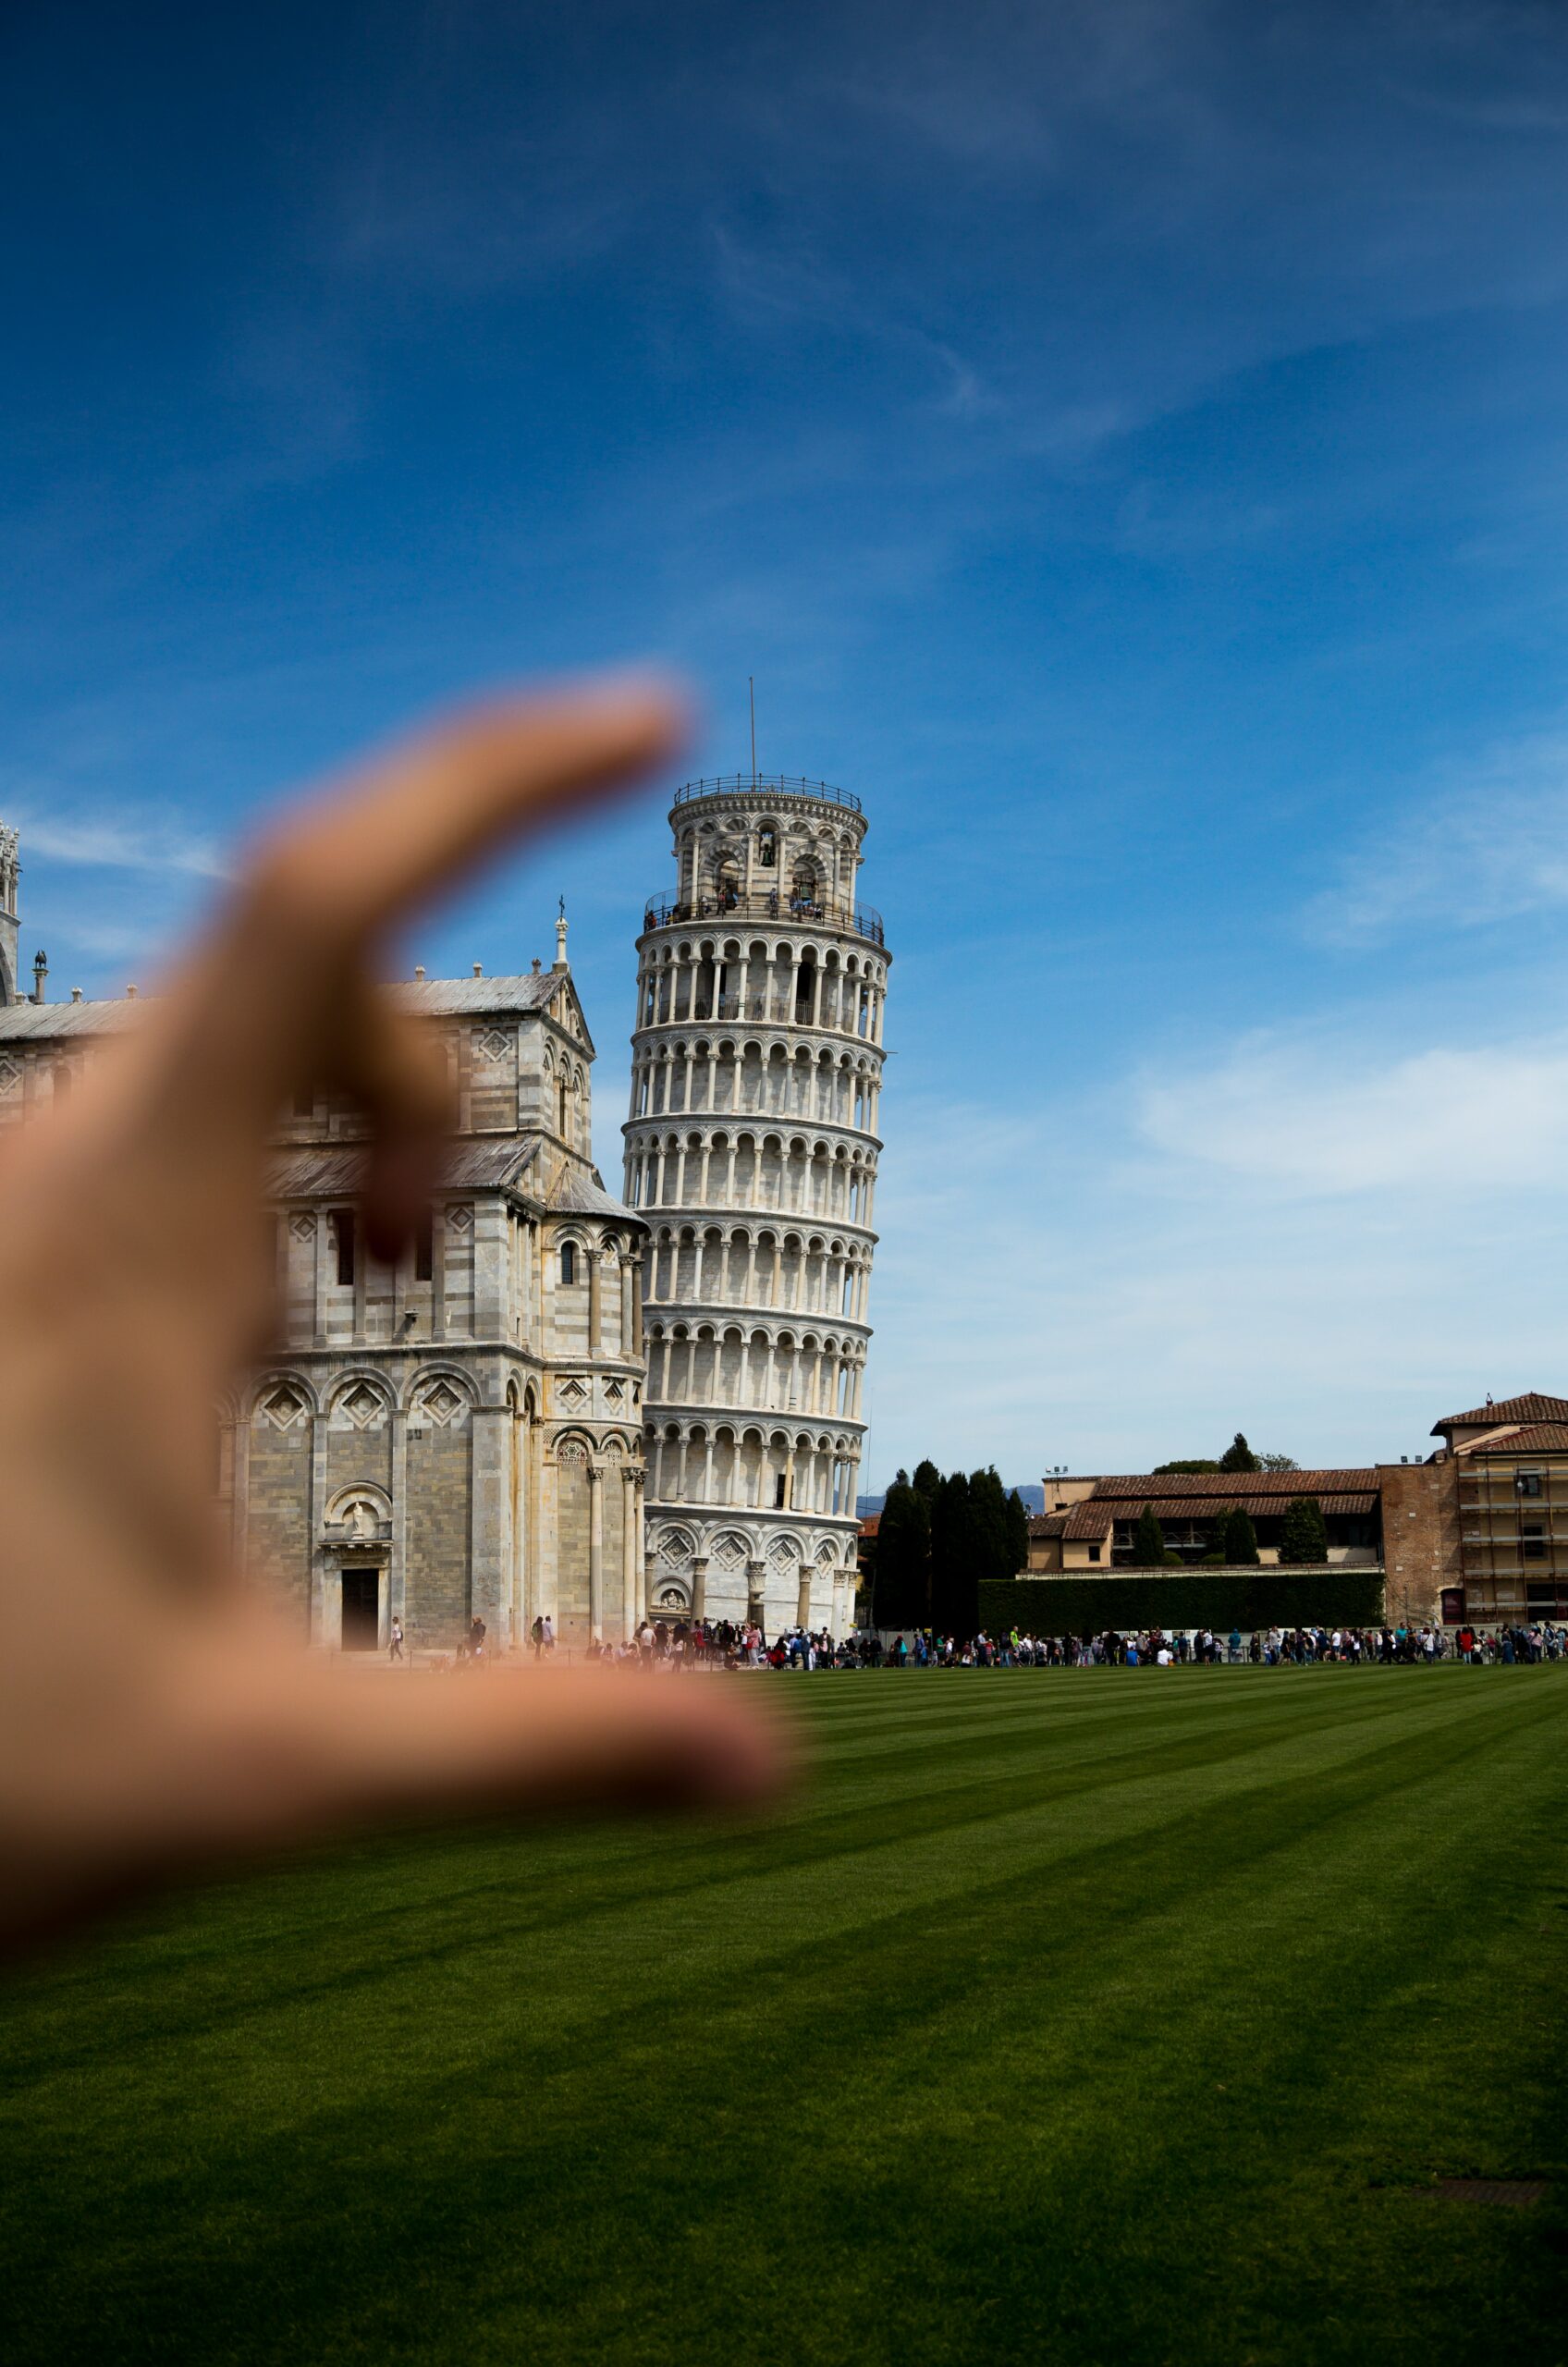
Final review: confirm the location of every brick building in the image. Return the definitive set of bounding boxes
[1026,1392,1568,1627]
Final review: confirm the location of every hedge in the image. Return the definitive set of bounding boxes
[977,1569,1385,1636]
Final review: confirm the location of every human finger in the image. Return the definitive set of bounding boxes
[249,675,689,953]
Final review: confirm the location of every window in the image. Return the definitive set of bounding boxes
[335,1210,355,1287]
[560,1242,576,1286]
[758,827,777,868]
[774,1473,788,1508]
[1521,1524,1546,1563]
[1516,1471,1543,1498]
[1088,1545,1102,1564]
[413,1214,434,1282]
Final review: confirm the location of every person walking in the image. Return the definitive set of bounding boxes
[388,1616,404,1664]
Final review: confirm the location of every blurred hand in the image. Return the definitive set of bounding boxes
[0,681,783,1952]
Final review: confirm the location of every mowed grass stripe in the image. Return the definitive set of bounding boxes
[2,1675,1523,2107]
[3,1674,1564,2366]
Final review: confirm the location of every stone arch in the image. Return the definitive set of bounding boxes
[251,1371,319,1427]
[406,1364,477,1427]
[325,1480,392,1537]
[327,1370,395,1430]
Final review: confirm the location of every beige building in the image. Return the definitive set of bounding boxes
[0,834,647,1652]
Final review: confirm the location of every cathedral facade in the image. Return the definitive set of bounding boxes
[0,840,649,1654]
[622,776,888,1637]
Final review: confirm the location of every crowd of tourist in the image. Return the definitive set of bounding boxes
[538,1616,1567,1669]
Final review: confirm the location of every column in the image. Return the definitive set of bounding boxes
[432,1204,447,1342]
[588,1463,604,1641]
[797,1567,813,1628]
[470,1404,510,1646]
[312,1213,329,1347]
[622,1469,639,1640]
[692,1556,708,1621]
[229,1413,251,1564]
[631,1257,644,1352]
[390,1404,408,1637]
[588,1251,603,1357]
[309,1410,329,1642]
[619,1258,634,1354]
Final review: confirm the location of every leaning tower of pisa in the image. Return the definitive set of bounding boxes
[623,775,888,1637]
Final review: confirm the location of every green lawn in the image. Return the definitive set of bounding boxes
[5,1669,1566,2366]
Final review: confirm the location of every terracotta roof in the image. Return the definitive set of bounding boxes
[1434,1392,1568,1434]
[1468,1424,1568,1455]
[1084,1469,1377,1500]
[1062,1478,1378,1542]
[858,1513,881,1538]
[1027,1512,1069,1537]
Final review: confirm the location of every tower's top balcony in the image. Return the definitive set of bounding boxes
[642,889,885,948]
[670,775,863,817]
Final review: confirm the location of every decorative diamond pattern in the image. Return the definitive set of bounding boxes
[288,1212,315,1240]
[0,1057,19,1094]
[477,1028,512,1061]
[447,1205,472,1233]
[261,1384,307,1429]
[340,1383,382,1429]
[421,1380,463,1426]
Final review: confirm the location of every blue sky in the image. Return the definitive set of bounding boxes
[5,0,1568,1484]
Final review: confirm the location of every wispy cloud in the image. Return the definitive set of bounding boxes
[14,814,230,880]
[1136,1030,1568,1193]
[1307,728,1568,945]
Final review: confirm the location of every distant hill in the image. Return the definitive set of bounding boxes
[857,1481,1047,1519]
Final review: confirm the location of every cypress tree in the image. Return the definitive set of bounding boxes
[912,1458,942,1515]
[1129,1503,1169,1567]
[1219,1432,1261,1473]
[930,1471,976,1635]
[970,1467,1014,1590]
[1005,1488,1030,1576]
[1221,1505,1260,1565]
[1278,1495,1329,1565]
[875,1475,931,1625]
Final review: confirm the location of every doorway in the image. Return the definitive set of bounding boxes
[341,1566,380,1650]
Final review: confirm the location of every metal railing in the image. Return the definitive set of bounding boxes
[671,775,862,814]
[642,892,885,946]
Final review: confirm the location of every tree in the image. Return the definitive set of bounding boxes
[1153,1458,1222,1475]
[1129,1503,1170,1567]
[912,1458,942,1515]
[1278,1495,1329,1564]
[875,1472,931,1625]
[1219,1505,1260,1564]
[1005,1488,1030,1576]
[969,1466,1015,1591]
[1259,1453,1299,1473]
[1219,1432,1261,1473]
[930,1470,976,1635]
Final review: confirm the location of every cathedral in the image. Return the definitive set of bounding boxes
[0,771,888,1652]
